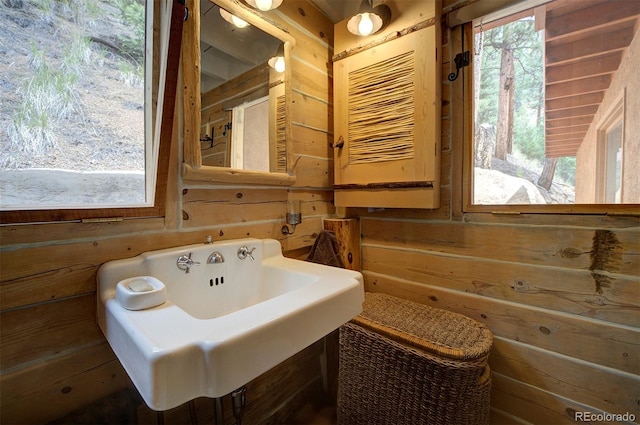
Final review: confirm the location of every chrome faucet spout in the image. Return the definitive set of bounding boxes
[207,252,225,264]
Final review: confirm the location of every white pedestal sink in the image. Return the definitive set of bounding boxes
[97,238,363,411]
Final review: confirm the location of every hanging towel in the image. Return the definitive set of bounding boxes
[307,231,344,268]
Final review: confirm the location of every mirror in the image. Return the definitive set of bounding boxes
[182,0,295,185]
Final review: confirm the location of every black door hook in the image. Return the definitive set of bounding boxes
[448,51,470,82]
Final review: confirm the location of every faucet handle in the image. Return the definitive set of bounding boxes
[177,252,200,273]
[237,246,256,261]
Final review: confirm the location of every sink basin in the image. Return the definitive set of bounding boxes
[97,238,364,410]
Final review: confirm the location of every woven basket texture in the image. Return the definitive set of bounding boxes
[337,293,493,425]
[354,292,493,361]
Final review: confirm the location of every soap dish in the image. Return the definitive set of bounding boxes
[116,276,167,311]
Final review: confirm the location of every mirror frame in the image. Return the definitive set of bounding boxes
[181,0,296,185]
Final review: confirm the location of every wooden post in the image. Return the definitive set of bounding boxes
[182,0,202,167]
[321,218,361,405]
[322,218,361,271]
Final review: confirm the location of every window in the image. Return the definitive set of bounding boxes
[604,121,623,204]
[597,96,625,204]
[0,0,181,223]
[467,0,639,212]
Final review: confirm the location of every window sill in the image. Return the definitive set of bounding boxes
[181,163,296,186]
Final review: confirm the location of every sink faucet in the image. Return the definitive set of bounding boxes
[237,246,256,261]
[177,252,200,273]
[207,251,225,264]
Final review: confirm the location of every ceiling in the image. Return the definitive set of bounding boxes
[199,0,353,92]
[199,0,282,92]
[309,0,360,23]
[198,0,355,92]
[543,0,640,157]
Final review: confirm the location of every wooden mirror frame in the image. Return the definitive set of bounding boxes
[181,0,296,185]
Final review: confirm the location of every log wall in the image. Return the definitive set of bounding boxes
[0,1,335,423]
[2,0,638,423]
[351,1,640,423]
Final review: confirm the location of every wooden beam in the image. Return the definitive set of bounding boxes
[546,0,640,40]
[545,140,585,149]
[545,51,622,84]
[546,126,592,137]
[546,24,636,65]
[183,0,203,166]
[545,144,584,152]
[534,5,546,32]
[545,125,590,136]
[545,132,586,142]
[546,141,584,149]
[544,149,581,157]
[545,75,610,99]
[471,9,533,33]
[545,105,597,120]
[546,115,594,129]
[545,92,603,111]
[543,0,604,14]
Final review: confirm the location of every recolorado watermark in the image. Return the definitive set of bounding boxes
[574,411,636,422]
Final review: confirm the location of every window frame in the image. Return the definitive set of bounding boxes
[461,16,639,216]
[230,95,270,171]
[596,93,625,204]
[0,1,185,225]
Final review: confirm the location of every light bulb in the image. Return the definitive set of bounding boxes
[231,15,249,28]
[255,0,273,11]
[358,13,374,36]
[220,8,251,28]
[274,56,285,72]
[269,55,285,72]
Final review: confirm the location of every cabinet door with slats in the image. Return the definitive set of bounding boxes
[333,26,441,208]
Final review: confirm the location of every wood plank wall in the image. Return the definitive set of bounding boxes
[3,0,636,423]
[0,1,335,423]
[350,1,640,423]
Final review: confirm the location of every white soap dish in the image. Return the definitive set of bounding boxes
[116,276,167,311]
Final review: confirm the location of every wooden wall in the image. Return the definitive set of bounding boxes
[350,1,640,423]
[3,0,637,423]
[0,1,335,423]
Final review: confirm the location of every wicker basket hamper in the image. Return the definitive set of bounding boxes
[338,292,493,425]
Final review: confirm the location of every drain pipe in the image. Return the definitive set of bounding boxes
[231,386,247,425]
[214,397,224,425]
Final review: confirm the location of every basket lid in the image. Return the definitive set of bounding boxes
[352,292,493,361]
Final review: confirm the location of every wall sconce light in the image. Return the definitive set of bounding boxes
[281,200,301,235]
[347,0,391,37]
[245,0,283,11]
[219,8,250,28]
[268,44,285,72]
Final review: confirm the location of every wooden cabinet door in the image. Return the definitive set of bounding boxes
[333,26,441,208]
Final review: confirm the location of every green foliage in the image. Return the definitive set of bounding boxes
[114,0,145,62]
[557,157,576,185]
[513,113,544,161]
[118,61,144,88]
[9,35,89,154]
[30,0,100,24]
[3,0,146,175]
[61,35,92,76]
